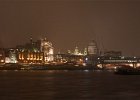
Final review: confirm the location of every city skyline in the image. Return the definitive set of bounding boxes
[0,0,140,56]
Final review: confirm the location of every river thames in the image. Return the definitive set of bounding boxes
[0,70,139,100]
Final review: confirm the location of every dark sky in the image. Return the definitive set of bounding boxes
[0,0,140,56]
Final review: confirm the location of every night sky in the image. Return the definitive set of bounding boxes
[0,0,140,56]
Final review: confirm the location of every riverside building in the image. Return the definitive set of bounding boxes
[41,38,54,63]
[85,40,99,67]
[0,49,5,64]
[16,37,54,64]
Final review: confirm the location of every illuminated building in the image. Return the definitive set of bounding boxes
[16,37,41,53]
[16,37,54,63]
[54,47,88,65]
[67,50,71,54]
[9,49,17,63]
[54,53,84,66]
[0,49,5,64]
[4,49,17,63]
[85,40,99,66]
[66,47,87,56]
[74,46,79,55]
[87,40,98,55]
[17,51,44,64]
[72,46,83,56]
[41,38,54,62]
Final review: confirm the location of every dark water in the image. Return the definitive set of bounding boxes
[0,70,140,100]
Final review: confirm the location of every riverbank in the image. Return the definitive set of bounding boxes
[0,63,96,70]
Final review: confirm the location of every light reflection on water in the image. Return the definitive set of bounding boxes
[0,70,140,100]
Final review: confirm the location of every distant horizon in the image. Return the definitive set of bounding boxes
[0,33,139,57]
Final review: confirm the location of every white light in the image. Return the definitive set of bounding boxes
[85,58,88,61]
[84,70,89,72]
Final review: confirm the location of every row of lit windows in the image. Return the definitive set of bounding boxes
[19,53,43,61]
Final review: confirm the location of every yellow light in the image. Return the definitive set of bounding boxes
[137,63,140,67]
[129,64,133,67]
[97,64,103,68]
[0,60,4,62]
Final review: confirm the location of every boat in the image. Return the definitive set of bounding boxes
[114,66,140,75]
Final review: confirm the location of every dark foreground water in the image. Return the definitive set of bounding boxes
[0,70,140,100]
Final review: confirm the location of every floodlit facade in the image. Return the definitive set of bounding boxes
[73,46,83,55]
[5,49,17,63]
[41,38,54,62]
[69,47,87,56]
[17,51,44,64]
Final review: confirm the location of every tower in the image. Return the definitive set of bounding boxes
[86,40,99,67]
[41,38,54,62]
[87,40,98,55]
